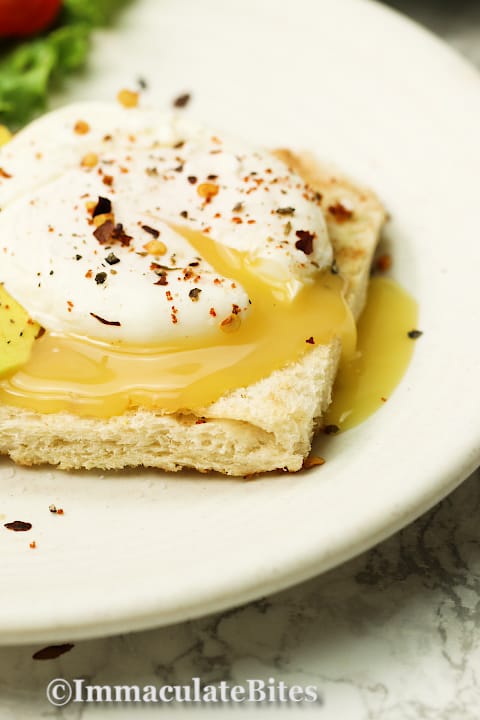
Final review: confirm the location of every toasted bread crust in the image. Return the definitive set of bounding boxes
[0,156,385,475]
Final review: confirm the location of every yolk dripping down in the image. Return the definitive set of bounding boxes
[0,228,356,417]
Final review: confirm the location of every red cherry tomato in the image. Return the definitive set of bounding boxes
[0,0,62,38]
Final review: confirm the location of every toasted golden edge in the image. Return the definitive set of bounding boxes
[0,154,385,475]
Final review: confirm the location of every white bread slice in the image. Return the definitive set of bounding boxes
[0,153,385,475]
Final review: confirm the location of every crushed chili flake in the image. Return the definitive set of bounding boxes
[209,307,217,317]
[407,329,423,339]
[0,167,12,179]
[94,220,132,247]
[166,290,173,302]
[324,424,340,435]
[154,273,168,286]
[90,312,121,326]
[29,541,36,549]
[74,120,90,135]
[85,270,92,279]
[4,520,32,532]
[195,417,207,424]
[232,216,243,224]
[93,212,114,228]
[220,313,241,332]
[173,92,191,108]
[375,254,392,272]
[141,224,160,238]
[328,201,353,222]
[305,336,315,344]
[92,196,112,218]
[295,230,315,255]
[102,174,114,187]
[187,175,197,184]
[197,182,219,202]
[303,456,326,469]
[189,288,201,301]
[117,88,139,108]
[33,644,74,661]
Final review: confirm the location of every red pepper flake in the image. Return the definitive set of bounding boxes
[232,216,243,224]
[4,520,32,532]
[197,182,219,202]
[209,307,217,317]
[375,254,392,272]
[56,508,64,515]
[102,174,114,187]
[328,202,353,222]
[189,288,201,301]
[29,541,36,549]
[305,336,315,344]
[154,274,168,286]
[0,167,12,179]
[166,291,173,302]
[187,176,197,184]
[303,456,326,469]
[94,220,132,247]
[295,230,315,255]
[171,307,178,324]
[173,92,191,108]
[33,644,74,661]
[324,424,340,435]
[141,224,160,238]
[195,417,207,424]
[247,219,256,224]
[85,270,92,279]
[90,312,121,326]
[92,196,112,217]
[67,300,74,312]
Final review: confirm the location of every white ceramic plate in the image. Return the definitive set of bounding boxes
[1,0,479,645]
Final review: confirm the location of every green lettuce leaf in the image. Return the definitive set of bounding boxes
[0,0,130,129]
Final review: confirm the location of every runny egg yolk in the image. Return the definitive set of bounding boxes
[0,228,356,417]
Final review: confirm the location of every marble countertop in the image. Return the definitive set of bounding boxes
[1,3,479,718]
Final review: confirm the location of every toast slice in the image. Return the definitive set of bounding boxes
[0,153,385,475]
